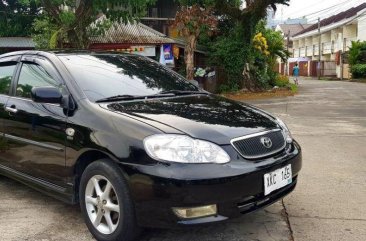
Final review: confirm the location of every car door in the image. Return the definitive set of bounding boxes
[2,55,68,187]
[0,56,20,168]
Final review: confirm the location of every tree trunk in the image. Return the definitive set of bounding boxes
[66,27,89,49]
[66,29,82,48]
[185,35,197,80]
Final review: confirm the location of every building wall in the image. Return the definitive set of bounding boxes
[343,24,357,38]
[289,14,366,79]
[358,15,366,41]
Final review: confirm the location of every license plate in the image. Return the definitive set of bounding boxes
[264,164,292,196]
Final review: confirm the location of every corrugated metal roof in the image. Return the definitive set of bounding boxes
[90,19,175,45]
[0,37,35,48]
[295,3,366,37]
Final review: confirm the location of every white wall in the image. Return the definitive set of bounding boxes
[358,15,366,41]
[343,24,357,39]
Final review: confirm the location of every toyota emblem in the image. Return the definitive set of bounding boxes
[260,137,272,149]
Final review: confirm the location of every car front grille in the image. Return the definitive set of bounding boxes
[231,129,286,159]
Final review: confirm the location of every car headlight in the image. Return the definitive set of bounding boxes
[276,118,293,144]
[143,134,230,164]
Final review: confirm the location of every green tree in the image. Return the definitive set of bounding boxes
[214,0,289,44]
[0,0,41,37]
[32,16,59,49]
[349,41,366,66]
[37,0,156,49]
[173,3,217,80]
[349,41,366,79]
[210,0,290,91]
[252,20,289,87]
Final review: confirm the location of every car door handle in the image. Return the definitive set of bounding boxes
[5,106,18,114]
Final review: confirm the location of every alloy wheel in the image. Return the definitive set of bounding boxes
[85,175,120,235]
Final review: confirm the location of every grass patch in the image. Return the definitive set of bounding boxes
[289,83,298,93]
[222,87,297,101]
[350,79,366,83]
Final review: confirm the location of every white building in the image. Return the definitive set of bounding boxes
[290,3,366,79]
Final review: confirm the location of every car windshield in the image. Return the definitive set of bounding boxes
[59,54,199,102]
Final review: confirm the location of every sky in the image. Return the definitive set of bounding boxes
[274,0,366,23]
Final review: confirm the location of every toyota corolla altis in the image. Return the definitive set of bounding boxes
[0,51,301,241]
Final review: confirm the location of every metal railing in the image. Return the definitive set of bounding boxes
[322,42,332,54]
[313,45,319,56]
[299,47,306,57]
[306,46,313,56]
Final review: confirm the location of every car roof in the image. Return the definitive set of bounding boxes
[0,50,133,59]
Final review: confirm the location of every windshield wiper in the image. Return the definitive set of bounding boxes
[96,95,142,103]
[96,90,208,103]
[158,90,209,96]
[96,93,176,103]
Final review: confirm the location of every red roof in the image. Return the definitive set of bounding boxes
[294,3,366,37]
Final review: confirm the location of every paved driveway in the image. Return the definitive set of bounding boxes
[1,79,366,241]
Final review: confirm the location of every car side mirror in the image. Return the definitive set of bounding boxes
[31,86,63,104]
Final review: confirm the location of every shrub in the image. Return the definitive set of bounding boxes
[275,74,290,87]
[349,41,366,66]
[350,64,366,79]
[289,83,298,93]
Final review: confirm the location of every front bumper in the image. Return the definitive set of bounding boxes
[126,141,302,228]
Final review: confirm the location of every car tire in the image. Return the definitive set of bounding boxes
[79,159,140,241]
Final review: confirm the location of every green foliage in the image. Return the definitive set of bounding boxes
[253,67,270,89]
[34,0,156,48]
[32,16,59,49]
[0,76,11,94]
[255,20,290,62]
[267,68,278,86]
[207,1,290,92]
[349,41,366,66]
[289,83,298,93]
[93,0,156,22]
[210,25,249,92]
[88,19,113,37]
[0,0,40,37]
[251,21,289,88]
[177,0,216,6]
[350,64,366,79]
[274,74,290,87]
[349,41,366,79]
[59,11,76,27]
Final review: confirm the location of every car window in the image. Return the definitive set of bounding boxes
[16,62,60,99]
[59,54,199,102]
[0,62,17,95]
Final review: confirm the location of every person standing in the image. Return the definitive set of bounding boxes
[293,63,300,85]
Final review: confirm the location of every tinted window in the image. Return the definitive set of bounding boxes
[0,62,16,95]
[16,62,60,99]
[59,54,198,102]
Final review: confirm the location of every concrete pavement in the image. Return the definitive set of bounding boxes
[249,79,366,241]
[1,79,365,241]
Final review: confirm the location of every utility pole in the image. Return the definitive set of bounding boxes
[286,30,290,76]
[318,17,321,80]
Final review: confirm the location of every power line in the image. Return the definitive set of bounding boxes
[302,0,349,18]
[282,0,364,22]
[280,0,349,20]
[306,0,365,23]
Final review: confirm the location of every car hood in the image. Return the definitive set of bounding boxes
[103,95,279,145]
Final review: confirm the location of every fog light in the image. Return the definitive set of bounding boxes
[173,205,217,219]
[286,136,293,144]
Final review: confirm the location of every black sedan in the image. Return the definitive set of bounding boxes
[0,51,301,241]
